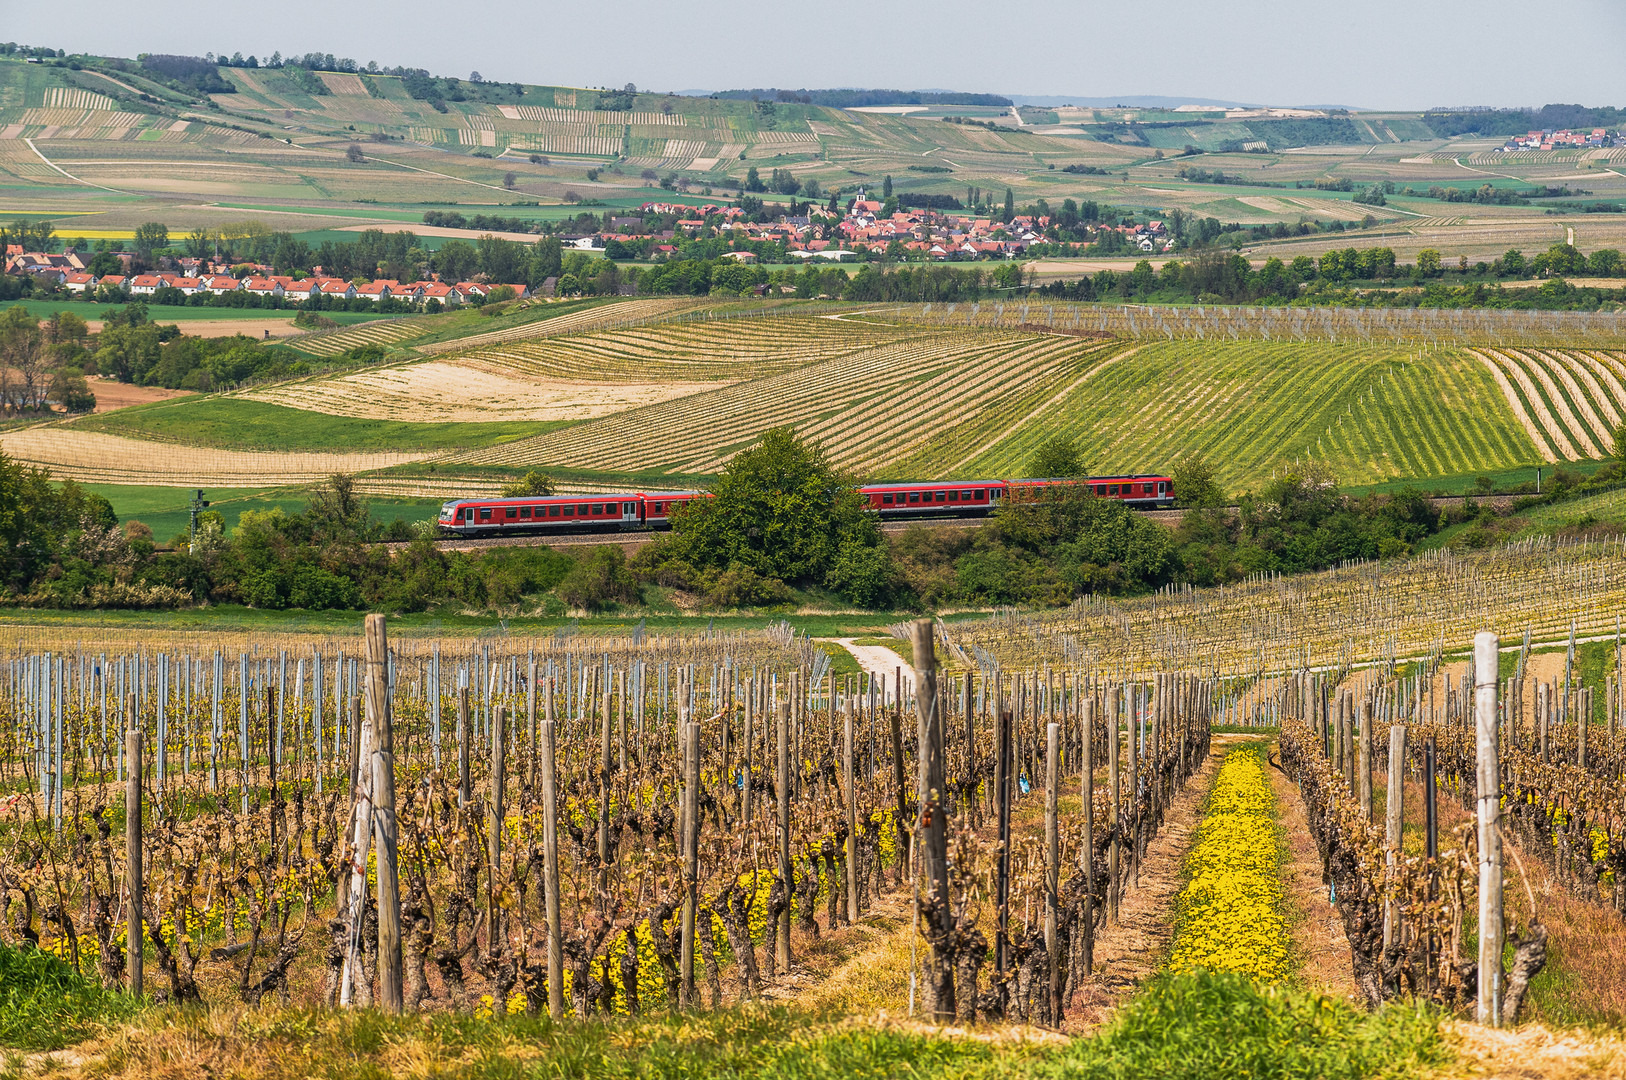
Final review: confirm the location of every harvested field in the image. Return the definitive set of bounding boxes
[86,378,193,413]
[0,426,430,485]
[243,359,722,422]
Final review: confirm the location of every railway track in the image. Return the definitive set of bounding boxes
[398,495,1515,554]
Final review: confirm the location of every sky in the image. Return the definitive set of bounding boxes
[3,0,1622,111]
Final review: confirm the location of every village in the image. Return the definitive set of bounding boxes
[1498,127,1621,151]
[3,188,1175,307]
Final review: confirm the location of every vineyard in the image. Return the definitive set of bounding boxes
[0,618,1216,1037]
[4,540,1626,1072]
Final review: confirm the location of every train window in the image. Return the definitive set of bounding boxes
[883,493,894,504]
[479,508,492,520]
[562,505,574,517]
[909,492,920,503]
[961,490,972,500]
[934,491,945,502]
[591,504,603,515]
[505,508,517,518]
[578,504,590,515]
[519,507,532,518]
[549,506,560,517]
[651,502,663,514]
[1108,485,1119,495]
[975,489,985,499]
[947,490,959,501]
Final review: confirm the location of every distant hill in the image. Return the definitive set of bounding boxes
[711,88,1013,108]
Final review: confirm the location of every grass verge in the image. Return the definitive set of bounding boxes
[0,942,140,1051]
[54,974,1447,1080]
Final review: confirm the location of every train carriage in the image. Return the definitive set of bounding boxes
[436,474,1173,536]
[438,495,641,535]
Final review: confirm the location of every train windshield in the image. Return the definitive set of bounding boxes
[440,501,460,519]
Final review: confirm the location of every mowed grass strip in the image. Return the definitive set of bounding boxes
[73,396,555,453]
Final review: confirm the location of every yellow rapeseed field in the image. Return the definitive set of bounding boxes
[1167,745,1289,981]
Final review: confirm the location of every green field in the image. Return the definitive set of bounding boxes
[75,397,558,453]
[82,482,443,538]
[0,299,388,325]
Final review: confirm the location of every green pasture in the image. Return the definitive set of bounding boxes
[83,482,444,539]
[75,397,559,453]
[0,299,386,326]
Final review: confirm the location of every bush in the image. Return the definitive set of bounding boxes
[700,563,793,609]
[824,538,898,608]
[557,547,639,611]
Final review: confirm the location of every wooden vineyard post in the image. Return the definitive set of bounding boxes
[457,687,471,809]
[890,683,909,884]
[1474,631,1504,1026]
[1358,699,1373,822]
[1080,694,1095,973]
[489,705,507,946]
[995,704,1013,983]
[1044,720,1060,1023]
[844,708,859,923]
[1107,691,1120,923]
[125,696,143,998]
[1384,724,1405,950]
[911,619,953,1022]
[598,682,613,900]
[680,715,700,1006]
[365,614,403,1014]
[776,698,792,971]
[1126,683,1139,889]
[540,706,563,1020]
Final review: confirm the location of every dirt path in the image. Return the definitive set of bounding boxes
[1062,733,1236,1032]
[1267,748,1360,1001]
[831,638,912,701]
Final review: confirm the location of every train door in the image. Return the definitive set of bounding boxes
[620,500,638,524]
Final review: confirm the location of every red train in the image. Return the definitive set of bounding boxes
[437,475,1172,536]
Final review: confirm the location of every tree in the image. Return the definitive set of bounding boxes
[433,239,478,283]
[1003,187,1015,223]
[345,143,365,163]
[882,174,893,199]
[744,166,765,193]
[1415,248,1442,278]
[1172,451,1225,509]
[658,427,880,585]
[132,222,169,262]
[0,307,48,410]
[50,367,95,412]
[1028,433,1085,477]
[305,473,368,542]
[503,171,517,189]
[500,469,555,497]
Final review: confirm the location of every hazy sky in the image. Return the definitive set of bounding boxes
[4,0,1622,110]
